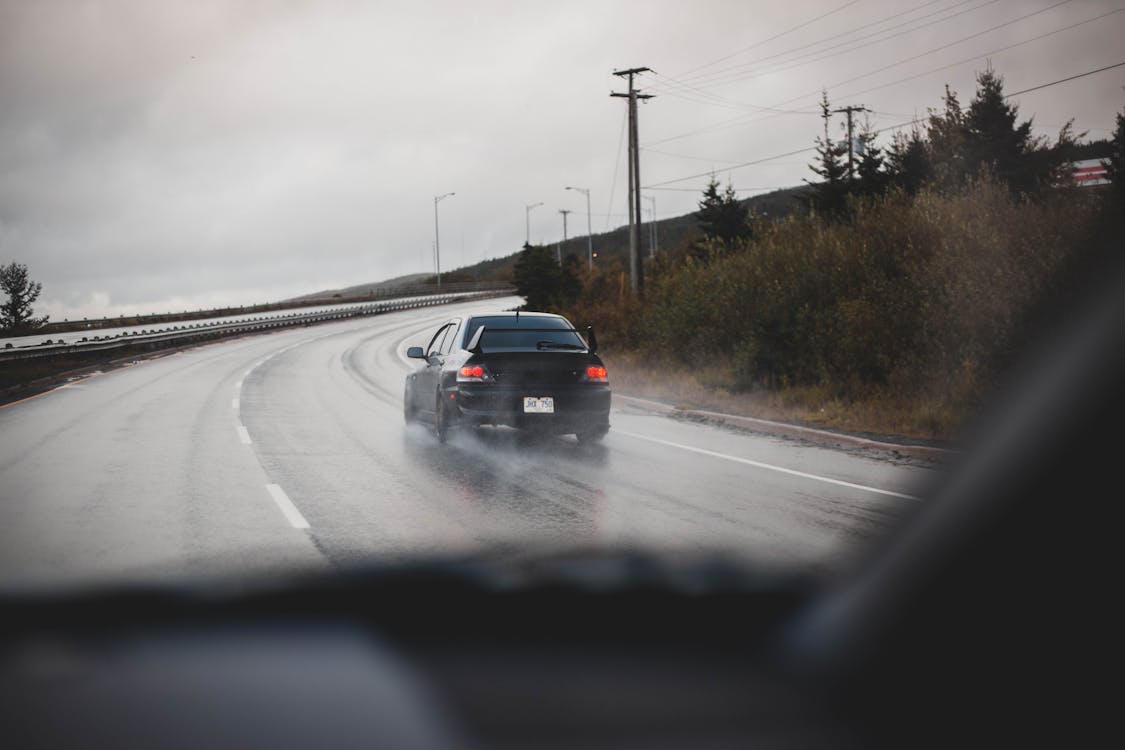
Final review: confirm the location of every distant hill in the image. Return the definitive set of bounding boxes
[433,184,809,282]
[299,184,808,297]
[283,272,434,303]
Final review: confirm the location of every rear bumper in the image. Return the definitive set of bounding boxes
[451,383,611,434]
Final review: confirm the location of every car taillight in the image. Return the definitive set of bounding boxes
[457,364,489,382]
[585,365,608,382]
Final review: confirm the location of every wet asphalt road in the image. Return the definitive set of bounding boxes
[0,297,939,588]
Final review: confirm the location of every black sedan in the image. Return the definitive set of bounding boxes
[403,311,611,443]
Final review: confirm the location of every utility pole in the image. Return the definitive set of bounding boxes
[611,67,652,296]
[557,209,571,264]
[832,105,870,181]
[565,186,593,271]
[644,195,656,258]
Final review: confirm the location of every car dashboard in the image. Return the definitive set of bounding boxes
[1,557,848,750]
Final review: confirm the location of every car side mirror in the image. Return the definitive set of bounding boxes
[407,346,425,359]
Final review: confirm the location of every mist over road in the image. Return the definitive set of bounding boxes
[0,297,937,588]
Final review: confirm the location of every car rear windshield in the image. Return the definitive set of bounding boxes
[464,315,586,352]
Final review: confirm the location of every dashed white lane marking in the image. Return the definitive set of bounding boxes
[615,429,921,500]
[265,483,311,529]
[232,397,240,410]
[236,424,252,444]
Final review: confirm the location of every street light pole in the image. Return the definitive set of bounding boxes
[565,186,593,270]
[525,202,543,247]
[434,192,454,289]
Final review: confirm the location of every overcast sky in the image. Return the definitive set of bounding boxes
[2,0,1123,321]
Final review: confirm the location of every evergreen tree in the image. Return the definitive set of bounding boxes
[855,117,887,198]
[1104,104,1125,204]
[886,126,931,195]
[512,245,584,310]
[695,176,751,250]
[0,262,48,334]
[1030,119,1085,189]
[512,244,562,310]
[804,90,850,216]
[557,253,583,305]
[964,67,1038,193]
[1,264,48,335]
[925,85,969,191]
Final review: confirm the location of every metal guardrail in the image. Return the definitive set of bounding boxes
[0,289,514,364]
[36,280,515,336]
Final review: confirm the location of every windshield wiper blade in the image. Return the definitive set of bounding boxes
[536,341,585,350]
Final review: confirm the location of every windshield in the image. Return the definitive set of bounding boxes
[0,2,1121,594]
[463,315,587,352]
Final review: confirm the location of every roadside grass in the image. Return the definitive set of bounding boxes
[606,351,964,443]
[569,180,1119,446]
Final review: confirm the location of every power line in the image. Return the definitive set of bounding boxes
[694,1,1000,90]
[645,2,972,115]
[646,186,793,192]
[671,0,952,86]
[641,146,747,165]
[604,108,628,231]
[836,7,1125,102]
[674,0,863,80]
[867,63,1125,137]
[645,0,1091,148]
[1007,60,1125,96]
[645,75,816,115]
[646,146,819,188]
[677,0,991,90]
[643,59,1125,190]
[780,0,1076,108]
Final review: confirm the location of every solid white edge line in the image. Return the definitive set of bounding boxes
[614,429,921,500]
[265,483,311,529]
[236,424,252,444]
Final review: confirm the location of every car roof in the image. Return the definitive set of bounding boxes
[465,312,569,324]
[468,311,563,319]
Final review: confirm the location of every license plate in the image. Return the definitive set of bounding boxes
[523,396,555,414]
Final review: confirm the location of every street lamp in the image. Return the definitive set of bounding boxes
[565,186,593,270]
[434,192,454,289]
[525,202,543,247]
